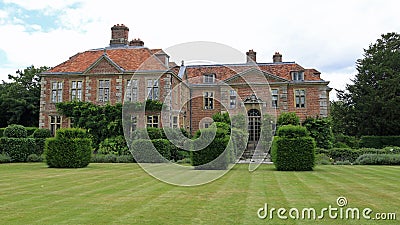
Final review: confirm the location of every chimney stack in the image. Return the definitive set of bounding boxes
[246,49,257,63]
[110,24,129,46]
[129,38,144,47]
[273,52,282,63]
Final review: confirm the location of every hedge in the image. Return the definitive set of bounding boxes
[0,128,5,138]
[272,125,315,171]
[26,127,38,137]
[33,128,51,139]
[131,139,170,163]
[98,136,130,156]
[360,136,400,148]
[355,154,400,165]
[45,137,92,168]
[191,128,230,170]
[316,147,400,163]
[0,137,36,162]
[90,154,135,163]
[55,128,88,139]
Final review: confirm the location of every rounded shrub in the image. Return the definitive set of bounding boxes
[277,112,300,127]
[272,125,316,171]
[0,137,35,162]
[27,154,43,162]
[0,153,11,163]
[33,128,52,138]
[55,128,87,139]
[131,139,168,163]
[4,124,27,138]
[98,136,129,156]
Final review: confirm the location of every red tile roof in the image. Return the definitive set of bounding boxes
[47,47,168,73]
[184,63,323,82]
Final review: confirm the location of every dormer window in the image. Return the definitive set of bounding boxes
[291,71,304,81]
[203,74,215,83]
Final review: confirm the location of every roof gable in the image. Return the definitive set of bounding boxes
[84,54,122,74]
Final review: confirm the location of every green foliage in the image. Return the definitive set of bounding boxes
[55,128,87,139]
[0,137,36,162]
[336,160,352,165]
[26,127,38,137]
[260,114,275,152]
[0,128,5,137]
[316,147,400,163]
[44,128,92,168]
[131,139,168,163]
[231,114,246,130]
[337,32,400,136]
[27,154,43,162]
[277,112,300,127]
[98,136,129,156]
[56,101,123,148]
[231,128,248,159]
[212,112,231,125]
[273,136,315,171]
[151,139,172,161]
[272,125,316,171]
[33,128,51,138]
[146,127,165,140]
[360,136,400,148]
[276,125,308,138]
[355,154,400,165]
[191,127,230,170]
[303,117,334,149]
[4,124,27,138]
[330,100,358,136]
[0,153,11,163]
[0,66,48,127]
[315,153,333,165]
[333,134,360,149]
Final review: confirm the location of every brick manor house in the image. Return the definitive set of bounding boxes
[39,24,331,145]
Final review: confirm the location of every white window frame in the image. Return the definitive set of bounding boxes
[147,115,159,128]
[98,79,110,102]
[71,80,83,101]
[172,116,179,128]
[51,81,63,103]
[291,71,304,81]
[229,89,237,109]
[271,89,279,108]
[203,74,215,83]
[126,79,138,102]
[147,79,159,100]
[49,115,62,136]
[204,91,214,110]
[295,89,306,108]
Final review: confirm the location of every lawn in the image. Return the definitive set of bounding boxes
[0,163,399,225]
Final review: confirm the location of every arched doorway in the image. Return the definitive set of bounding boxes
[247,109,261,151]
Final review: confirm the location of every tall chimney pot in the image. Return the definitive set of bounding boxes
[246,49,257,63]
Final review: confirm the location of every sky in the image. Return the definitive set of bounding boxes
[0,0,399,100]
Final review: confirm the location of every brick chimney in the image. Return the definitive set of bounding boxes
[110,24,129,46]
[246,49,257,63]
[129,38,144,46]
[273,52,282,63]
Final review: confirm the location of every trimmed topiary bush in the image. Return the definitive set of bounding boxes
[33,128,52,156]
[26,127,38,137]
[277,112,300,127]
[151,139,172,161]
[55,128,87,139]
[44,128,92,168]
[272,125,316,171]
[98,136,130,156]
[0,137,36,162]
[131,139,168,163]
[191,127,230,170]
[4,124,27,138]
[27,154,43,162]
[0,128,6,138]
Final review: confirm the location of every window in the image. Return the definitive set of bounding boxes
[98,80,110,102]
[147,79,159,100]
[204,92,214,110]
[49,115,62,136]
[291,71,304,81]
[204,122,211,129]
[126,79,138,102]
[295,89,306,108]
[271,89,279,108]
[51,81,63,103]
[71,81,82,101]
[147,115,159,128]
[229,90,237,109]
[172,116,178,128]
[203,74,215,83]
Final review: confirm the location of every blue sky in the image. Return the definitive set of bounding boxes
[0,0,399,100]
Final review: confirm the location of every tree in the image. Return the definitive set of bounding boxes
[338,32,400,136]
[0,66,48,127]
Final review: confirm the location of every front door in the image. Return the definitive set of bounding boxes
[247,109,261,150]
